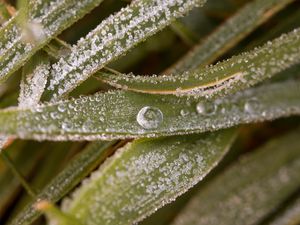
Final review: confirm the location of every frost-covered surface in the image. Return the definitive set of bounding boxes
[98,28,300,98]
[0,0,104,82]
[0,79,299,141]
[171,130,300,225]
[47,0,206,100]
[62,130,235,225]
[0,52,49,151]
[18,53,50,108]
[166,0,294,74]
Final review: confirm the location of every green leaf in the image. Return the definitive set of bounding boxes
[98,28,300,98]
[0,0,105,83]
[264,194,300,225]
[9,141,116,225]
[62,129,236,225]
[170,128,300,225]
[0,79,299,141]
[165,0,294,74]
[46,0,207,100]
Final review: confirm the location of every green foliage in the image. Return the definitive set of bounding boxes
[0,0,299,225]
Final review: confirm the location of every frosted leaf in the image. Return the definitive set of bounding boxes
[0,79,299,141]
[97,28,300,99]
[47,0,207,100]
[165,0,294,74]
[61,130,236,225]
[171,129,300,225]
[0,0,106,83]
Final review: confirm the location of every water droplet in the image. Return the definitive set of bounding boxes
[57,104,66,112]
[244,98,259,114]
[196,102,217,115]
[137,106,163,129]
[62,122,73,132]
[180,109,189,117]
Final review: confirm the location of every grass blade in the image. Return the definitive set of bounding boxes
[0,0,105,83]
[0,79,299,141]
[265,194,300,225]
[166,0,294,74]
[171,128,300,225]
[9,141,117,225]
[98,28,300,98]
[62,129,236,225]
[46,0,207,100]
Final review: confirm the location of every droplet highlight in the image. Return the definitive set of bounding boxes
[196,102,217,115]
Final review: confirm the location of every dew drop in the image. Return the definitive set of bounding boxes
[196,102,217,115]
[62,122,73,132]
[180,109,189,117]
[244,98,259,114]
[58,104,66,112]
[136,106,163,129]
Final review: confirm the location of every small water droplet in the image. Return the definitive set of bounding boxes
[244,98,259,114]
[137,106,163,129]
[180,109,189,117]
[196,102,217,115]
[62,122,73,131]
[58,105,66,112]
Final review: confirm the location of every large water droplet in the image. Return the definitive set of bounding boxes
[137,106,163,129]
[196,102,217,115]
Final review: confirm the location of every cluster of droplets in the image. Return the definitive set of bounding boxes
[47,0,206,99]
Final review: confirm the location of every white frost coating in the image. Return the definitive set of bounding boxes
[47,0,206,99]
[62,131,234,225]
[0,54,50,151]
[171,131,300,225]
[18,60,50,108]
[0,0,105,82]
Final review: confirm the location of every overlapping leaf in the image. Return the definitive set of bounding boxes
[61,129,236,225]
[171,128,300,225]
[46,0,207,100]
[166,0,294,74]
[9,141,116,225]
[0,0,105,83]
[98,28,300,98]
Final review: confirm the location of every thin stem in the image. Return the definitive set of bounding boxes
[0,150,37,198]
